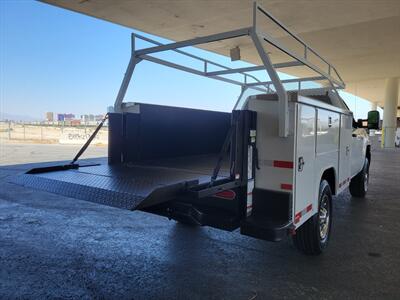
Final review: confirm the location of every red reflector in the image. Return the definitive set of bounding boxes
[214,190,236,200]
[294,211,302,224]
[273,160,294,169]
[280,183,293,190]
[306,204,312,212]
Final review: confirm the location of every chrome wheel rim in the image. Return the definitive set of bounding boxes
[319,194,330,241]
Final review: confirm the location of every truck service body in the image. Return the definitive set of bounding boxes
[14,3,377,254]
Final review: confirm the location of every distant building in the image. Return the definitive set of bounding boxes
[81,114,88,123]
[56,113,76,123]
[57,114,65,122]
[57,112,108,125]
[70,119,81,126]
[46,112,54,122]
[95,114,104,122]
[81,114,96,123]
[64,113,75,121]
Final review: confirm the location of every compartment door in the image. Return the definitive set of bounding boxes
[294,104,316,227]
[338,114,352,191]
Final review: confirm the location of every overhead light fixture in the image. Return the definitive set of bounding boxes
[230,46,241,61]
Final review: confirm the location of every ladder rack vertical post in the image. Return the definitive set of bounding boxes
[114,33,140,112]
[252,1,257,30]
[250,29,289,137]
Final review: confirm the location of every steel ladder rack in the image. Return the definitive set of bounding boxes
[114,1,345,137]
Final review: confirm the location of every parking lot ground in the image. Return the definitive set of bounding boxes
[0,144,399,299]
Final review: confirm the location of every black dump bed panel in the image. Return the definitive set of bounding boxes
[109,103,231,163]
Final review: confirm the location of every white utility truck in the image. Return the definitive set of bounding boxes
[15,3,379,255]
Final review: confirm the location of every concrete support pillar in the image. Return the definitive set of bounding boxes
[382,77,399,148]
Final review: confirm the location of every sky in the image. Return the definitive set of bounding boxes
[0,0,378,120]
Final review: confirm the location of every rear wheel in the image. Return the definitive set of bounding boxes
[293,180,332,255]
[349,158,369,198]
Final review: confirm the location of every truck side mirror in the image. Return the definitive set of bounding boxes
[367,110,380,130]
[356,110,380,129]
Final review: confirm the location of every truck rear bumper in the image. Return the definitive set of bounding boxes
[240,217,292,242]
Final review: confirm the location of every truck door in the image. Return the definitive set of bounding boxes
[338,114,352,191]
[294,104,316,227]
[350,131,366,177]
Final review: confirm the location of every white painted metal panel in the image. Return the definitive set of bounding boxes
[338,114,352,192]
[294,104,316,227]
[315,108,339,200]
[247,99,295,192]
[350,132,367,177]
[316,109,340,155]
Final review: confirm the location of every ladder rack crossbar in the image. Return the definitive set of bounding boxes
[133,31,266,87]
[253,2,345,89]
[140,54,266,92]
[245,76,327,87]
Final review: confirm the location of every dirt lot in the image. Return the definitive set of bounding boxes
[0,140,107,166]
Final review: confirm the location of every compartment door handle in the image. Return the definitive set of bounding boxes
[298,156,305,172]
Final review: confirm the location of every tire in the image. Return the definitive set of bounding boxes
[349,158,369,198]
[293,180,332,255]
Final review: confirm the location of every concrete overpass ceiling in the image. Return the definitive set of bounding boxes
[42,0,400,106]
